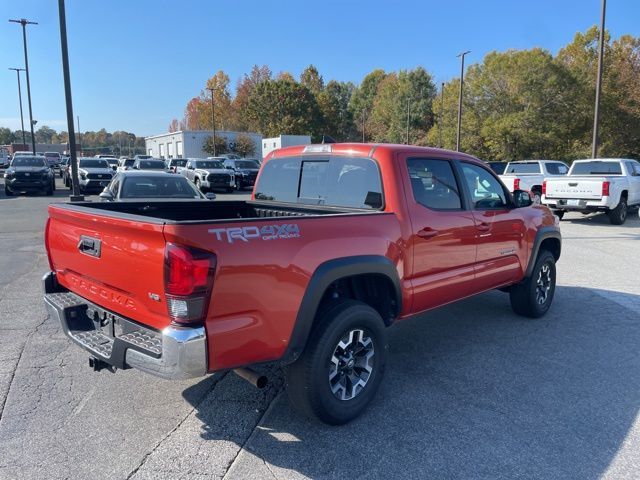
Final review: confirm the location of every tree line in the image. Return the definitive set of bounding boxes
[0,126,146,155]
[172,27,640,161]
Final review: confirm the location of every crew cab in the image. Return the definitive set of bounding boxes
[181,158,235,192]
[67,158,115,193]
[541,158,640,224]
[4,155,56,196]
[43,143,561,424]
[223,158,260,189]
[499,160,569,204]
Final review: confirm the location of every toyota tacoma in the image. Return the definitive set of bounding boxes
[43,143,561,424]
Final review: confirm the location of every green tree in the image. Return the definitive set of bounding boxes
[317,81,357,141]
[35,125,56,143]
[232,65,272,131]
[246,79,322,139]
[0,127,14,144]
[349,69,387,141]
[300,65,324,96]
[203,134,228,156]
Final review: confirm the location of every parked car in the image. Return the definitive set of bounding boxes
[4,155,55,196]
[181,158,235,192]
[58,157,69,177]
[98,170,215,202]
[117,158,136,172]
[133,154,152,161]
[499,160,569,204]
[67,158,114,193]
[132,158,167,171]
[43,152,62,173]
[166,158,188,173]
[101,157,119,171]
[223,158,261,189]
[487,161,507,175]
[43,143,561,425]
[541,158,640,224]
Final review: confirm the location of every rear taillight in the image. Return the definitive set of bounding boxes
[602,181,610,196]
[542,181,547,195]
[513,178,520,190]
[164,243,216,325]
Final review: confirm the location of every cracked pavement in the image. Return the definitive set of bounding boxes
[1,178,639,479]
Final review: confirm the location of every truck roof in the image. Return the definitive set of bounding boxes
[268,143,481,164]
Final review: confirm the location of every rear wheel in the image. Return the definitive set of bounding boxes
[607,197,627,225]
[553,210,565,220]
[510,250,556,318]
[4,185,13,197]
[284,300,387,425]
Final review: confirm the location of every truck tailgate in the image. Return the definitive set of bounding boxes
[545,176,605,199]
[46,204,170,330]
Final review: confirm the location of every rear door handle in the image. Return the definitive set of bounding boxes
[476,222,491,232]
[417,228,438,239]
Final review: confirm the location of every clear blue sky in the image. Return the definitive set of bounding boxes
[1,0,639,137]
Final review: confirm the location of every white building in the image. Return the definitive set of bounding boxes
[261,135,311,158]
[144,130,263,160]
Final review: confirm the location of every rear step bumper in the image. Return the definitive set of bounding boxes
[42,272,207,380]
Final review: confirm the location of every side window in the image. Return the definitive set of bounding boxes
[633,162,640,176]
[460,163,509,209]
[407,159,462,210]
[547,163,568,175]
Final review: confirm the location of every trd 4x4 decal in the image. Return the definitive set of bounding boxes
[208,224,300,243]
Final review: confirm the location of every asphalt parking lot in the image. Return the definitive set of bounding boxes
[1,176,639,479]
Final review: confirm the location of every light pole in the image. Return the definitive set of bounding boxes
[456,50,471,152]
[8,67,26,147]
[207,87,217,157]
[9,18,38,154]
[77,115,82,155]
[56,0,83,201]
[592,0,606,158]
[439,82,444,148]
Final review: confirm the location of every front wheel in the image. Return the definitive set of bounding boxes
[607,197,627,225]
[510,250,556,318]
[4,186,13,197]
[284,300,387,425]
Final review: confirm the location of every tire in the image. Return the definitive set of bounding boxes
[510,250,556,318]
[4,186,13,197]
[284,299,387,425]
[553,210,565,220]
[226,187,234,193]
[46,182,54,196]
[607,197,627,225]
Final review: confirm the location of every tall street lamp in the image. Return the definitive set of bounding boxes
[592,0,607,158]
[9,18,38,154]
[8,67,26,147]
[207,87,217,157]
[456,50,471,152]
[56,0,83,201]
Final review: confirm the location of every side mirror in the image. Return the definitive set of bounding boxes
[513,189,533,208]
[188,165,194,170]
[205,192,216,200]
[99,189,114,201]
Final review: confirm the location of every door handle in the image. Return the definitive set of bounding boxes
[417,228,438,239]
[476,222,491,232]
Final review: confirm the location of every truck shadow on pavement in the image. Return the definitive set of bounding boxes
[183,286,640,479]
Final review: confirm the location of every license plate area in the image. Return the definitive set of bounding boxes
[567,199,581,206]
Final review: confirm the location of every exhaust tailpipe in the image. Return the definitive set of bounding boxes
[233,367,268,389]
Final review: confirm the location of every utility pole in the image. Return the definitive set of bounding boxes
[406,97,411,145]
[592,0,606,158]
[57,0,83,200]
[456,50,471,152]
[8,67,26,147]
[9,18,38,154]
[439,82,444,148]
[207,87,217,157]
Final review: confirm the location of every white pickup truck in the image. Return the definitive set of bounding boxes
[499,160,569,204]
[541,158,640,224]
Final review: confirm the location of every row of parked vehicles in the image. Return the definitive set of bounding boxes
[492,158,640,225]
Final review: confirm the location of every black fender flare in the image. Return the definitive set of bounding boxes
[280,255,401,365]
[524,226,561,278]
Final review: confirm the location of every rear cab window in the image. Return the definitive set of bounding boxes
[505,163,541,174]
[570,162,623,175]
[254,156,383,209]
[545,163,569,175]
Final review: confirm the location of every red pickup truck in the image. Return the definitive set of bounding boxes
[44,143,561,424]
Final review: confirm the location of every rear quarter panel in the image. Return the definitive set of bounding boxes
[163,213,403,371]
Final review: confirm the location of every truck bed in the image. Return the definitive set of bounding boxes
[54,200,380,223]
